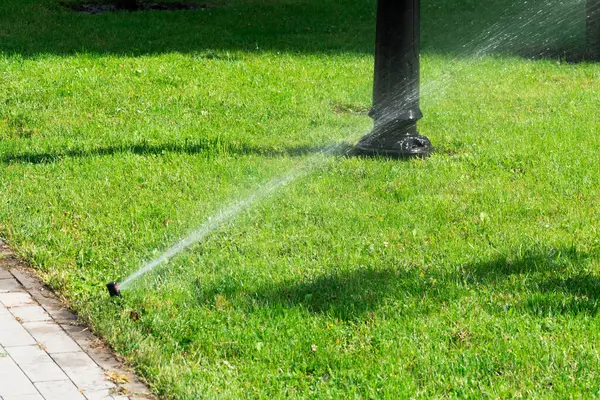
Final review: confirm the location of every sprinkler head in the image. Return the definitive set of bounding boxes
[106,281,121,297]
[354,133,433,158]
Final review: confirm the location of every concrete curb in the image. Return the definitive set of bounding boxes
[0,239,155,400]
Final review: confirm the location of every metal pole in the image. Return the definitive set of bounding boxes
[588,0,600,60]
[355,0,432,158]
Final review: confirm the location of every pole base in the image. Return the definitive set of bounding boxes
[354,134,433,158]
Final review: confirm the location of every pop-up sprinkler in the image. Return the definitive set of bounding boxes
[355,0,432,158]
[106,281,121,297]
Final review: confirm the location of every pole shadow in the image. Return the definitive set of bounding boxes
[462,246,600,316]
[0,0,593,61]
[0,140,340,165]
[0,0,376,57]
[193,266,457,321]
[191,245,599,321]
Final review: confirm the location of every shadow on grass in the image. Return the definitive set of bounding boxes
[255,268,451,320]
[0,0,590,60]
[462,246,586,284]
[195,267,456,321]
[0,140,349,164]
[463,246,600,316]
[0,0,376,56]
[193,245,600,321]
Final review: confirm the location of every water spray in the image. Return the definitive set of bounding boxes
[103,0,595,298]
[105,144,354,297]
[588,0,600,60]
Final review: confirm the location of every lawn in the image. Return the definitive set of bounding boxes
[1,0,600,398]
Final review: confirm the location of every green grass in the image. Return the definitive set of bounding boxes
[1,0,600,398]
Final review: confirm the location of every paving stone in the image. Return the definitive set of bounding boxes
[2,395,45,400]
[35,380,86,400]
[0,351,18,370]
[0,326,37,347]
[0,356,40,396]
[4,345,52,365]
[51,351,98,370]
[0,279,23,293]
[0,249,154,399]
[124,381,153,397]
[9,305,51,323]
[2,394,45,400]
[82,389,113,400]
[52,352,116,391]
[20,360,69,383]
[71,367,117,391]
[41,305,76,323]
[61,324,92,338]
[61,325,99,354]
[0,313,23,330]
[9,270,38,291]
[0,293,35,308]
[32,294,62,309]
[81,389,108,400]
[82,346,121,371]
[22,322,80,353]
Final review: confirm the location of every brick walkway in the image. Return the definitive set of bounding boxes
[0,241,154,400]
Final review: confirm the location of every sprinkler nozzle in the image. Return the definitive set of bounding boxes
[106,281,121,297]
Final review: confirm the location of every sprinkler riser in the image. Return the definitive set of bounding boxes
[106,281,121,297]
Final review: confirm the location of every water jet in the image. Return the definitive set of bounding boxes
[112,145,351,292]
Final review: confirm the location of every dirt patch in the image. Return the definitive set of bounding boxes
[62,1,213,14]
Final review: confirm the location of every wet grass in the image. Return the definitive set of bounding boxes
[1,0,600,398]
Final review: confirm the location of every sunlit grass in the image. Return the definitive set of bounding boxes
[1,0,600,398]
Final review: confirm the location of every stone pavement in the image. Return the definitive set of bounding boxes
[0,241,154,400]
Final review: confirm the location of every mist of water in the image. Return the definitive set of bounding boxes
[119,0,587,290]
[365,0,588,142]
[118,142,354,290]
